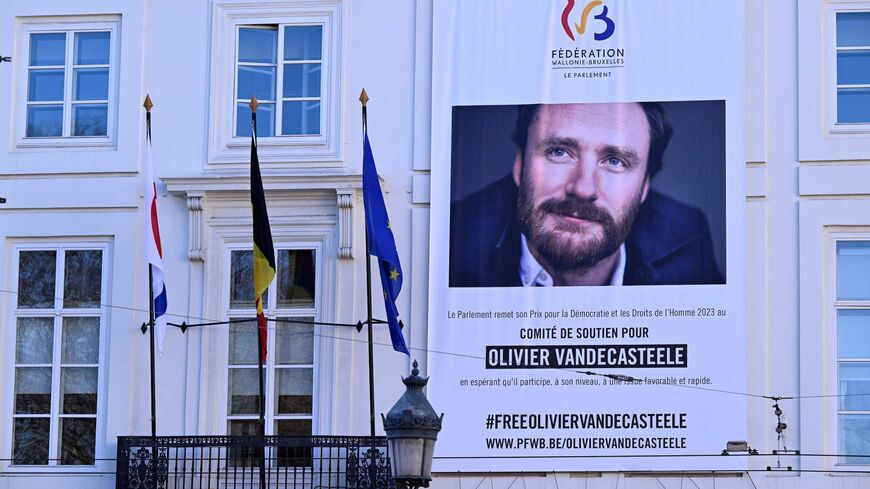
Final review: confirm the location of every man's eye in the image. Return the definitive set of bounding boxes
[602,156,627,170]
[547,147,570,159]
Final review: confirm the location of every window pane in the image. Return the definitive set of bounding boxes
[18,250,56,308]
[283,26,322,61]
[276,320,314,365]
[25,105,63,138]
[839,310,870,358]
[61,367,97,414]
[30,33,65,66]
[237,65,276,101]
[229,320,258,365]
[281,101,320,136]
[228,419,259,435]
[276,419,312,436]
[236,104,254,138]
[64,250,102,308]
[16,317,54,364]
[275,368,312,414]
[838,242,870,298]
[74,31,110,65]
[15,367,52,414]
[838,88,870,124]
[228,368,261,415]
[13,418,50,465]
[277,250,315,308]
[838,51,870,85]
[839,414,870,464]
[74,68,109,100]
[840,362,870,410]
[62,317,100,364]
[239,27,277,63]
[231,250,260,309]
[227,420,261,467]
[282,63,321,98]
[837,12,870,48]
[256,105,275,136]
[59,418,96,465]
[28,69,64,101]
[275,419,313,467]
[237,103,275,138]
[72,104,108,136]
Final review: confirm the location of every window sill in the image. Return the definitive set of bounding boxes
[208,134,341,167]
[0,464,110,474]
[16,137,115,150]
[830,123,870,134]
[225,134,325,148]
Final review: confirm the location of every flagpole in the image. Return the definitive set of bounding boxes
[359,89,378,466]
[149,265,156,438]
[250,96,268,489]
[144,95,157,439]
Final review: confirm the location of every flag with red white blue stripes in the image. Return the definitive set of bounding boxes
[143,128,168,353]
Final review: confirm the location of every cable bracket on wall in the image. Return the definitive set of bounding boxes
[766,399,798,471]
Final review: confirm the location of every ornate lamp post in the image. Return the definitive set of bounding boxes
[382,361,443,489]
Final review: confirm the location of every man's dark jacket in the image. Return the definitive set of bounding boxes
[448,176,724,287]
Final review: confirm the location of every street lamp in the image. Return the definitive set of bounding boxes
[382,360,443,489]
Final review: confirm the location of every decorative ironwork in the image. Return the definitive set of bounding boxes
[118,443,168,489]
[116,435,396,489]
[346,446,393,489]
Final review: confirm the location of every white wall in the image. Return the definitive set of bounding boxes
[1,0,870,487]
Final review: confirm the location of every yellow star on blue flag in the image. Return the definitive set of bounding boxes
[362,130,409,355]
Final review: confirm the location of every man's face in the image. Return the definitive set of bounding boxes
[513,103,651,272]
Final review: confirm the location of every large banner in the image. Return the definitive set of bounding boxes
[427,0,745,472]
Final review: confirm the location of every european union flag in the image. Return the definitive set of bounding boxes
[362,131,410,356]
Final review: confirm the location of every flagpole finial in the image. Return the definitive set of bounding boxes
[249,96,259,113]
[359,89,369,106]
[143,95,153,112]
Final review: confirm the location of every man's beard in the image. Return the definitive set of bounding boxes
[517,182,643,272]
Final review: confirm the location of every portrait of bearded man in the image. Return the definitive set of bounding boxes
[449,101,724,287]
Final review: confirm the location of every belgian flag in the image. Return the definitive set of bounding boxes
[250,97,275,363]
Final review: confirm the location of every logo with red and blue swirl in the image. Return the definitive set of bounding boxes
[561,0,615,42]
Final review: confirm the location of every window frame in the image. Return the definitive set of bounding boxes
[830,235,870,465]
[5,241,110,472]
[208,1,343,167]
[233,23,325,139]
[223,243,321,440]
[827,3,870,133]
[15,17,120,149]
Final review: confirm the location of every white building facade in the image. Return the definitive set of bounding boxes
[0,0,869,488]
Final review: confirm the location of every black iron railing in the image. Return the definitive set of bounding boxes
[116,436,395,489]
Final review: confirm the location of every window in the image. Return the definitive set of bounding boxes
[207,1,342,165]
[801,4,870,157]
[11,246,106,466]
[235,25,323,138]
[18,20,117,145]
[835,12,870,124]
[835,241,870,464]
[226,248,317,465]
